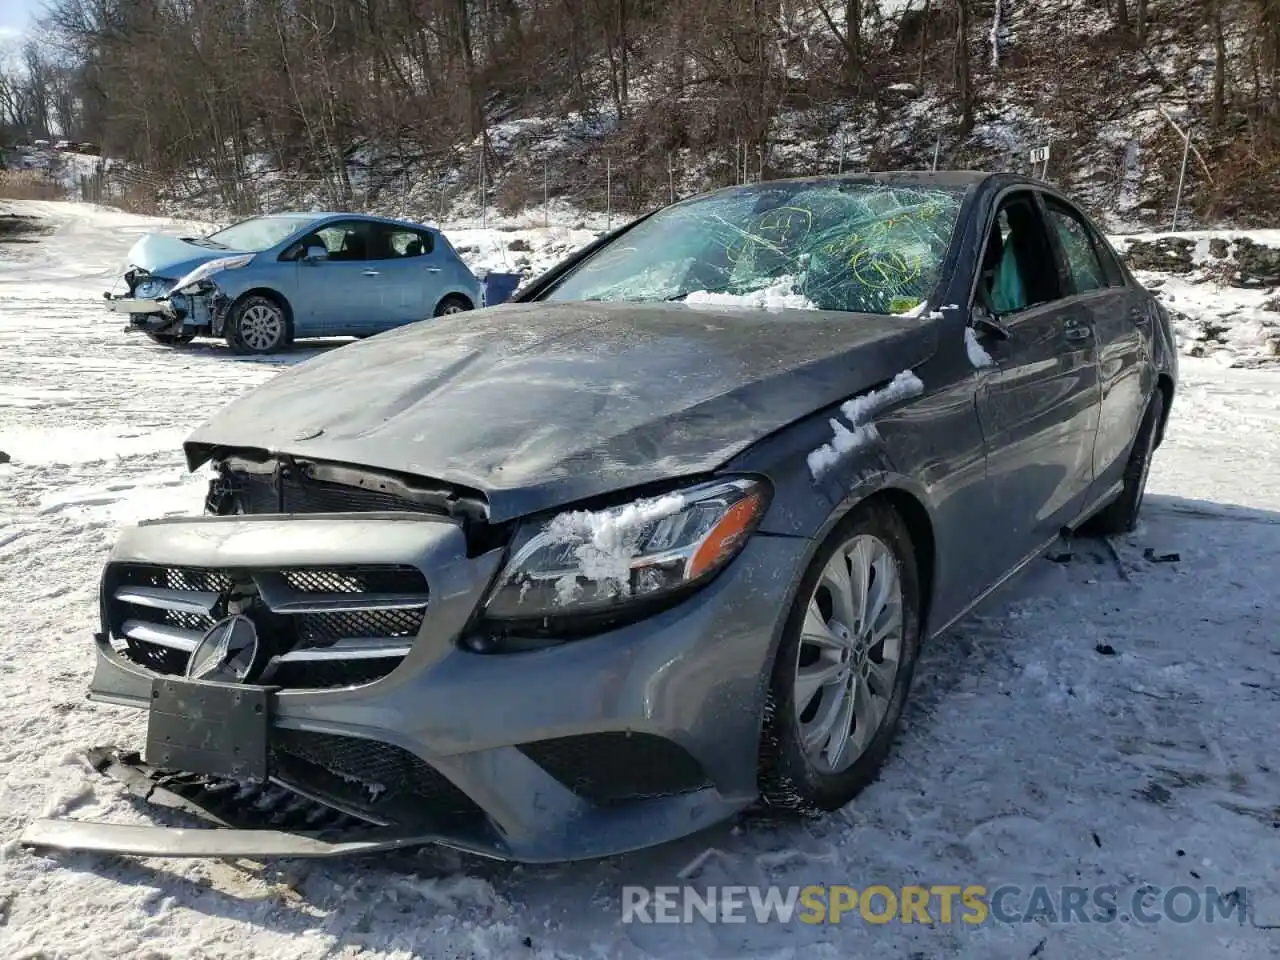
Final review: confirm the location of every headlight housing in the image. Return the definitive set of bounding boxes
[482,477,769,629]
[172,254,254,293]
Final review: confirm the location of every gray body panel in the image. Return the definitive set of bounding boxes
[41,172,1178,863]
[184,300,938,522]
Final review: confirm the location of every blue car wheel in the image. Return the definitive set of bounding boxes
[433,294,473,317]
[226,294,291,355]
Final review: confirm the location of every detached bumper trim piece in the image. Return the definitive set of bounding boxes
[104,296,175,316]
[19,818,505,860]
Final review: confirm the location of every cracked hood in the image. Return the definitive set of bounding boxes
[185,301,937,521]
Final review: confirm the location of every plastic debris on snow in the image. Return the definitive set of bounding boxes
[965,327,995,368]
[548,494,686,604]
[684,275,816,311]
[807,370,925,480]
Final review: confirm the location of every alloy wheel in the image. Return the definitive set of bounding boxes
[239,302,284,351]
[794,534,904,774]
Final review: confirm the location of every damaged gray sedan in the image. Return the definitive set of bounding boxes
[24,171,1177,863]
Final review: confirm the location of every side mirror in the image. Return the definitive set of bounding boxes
[302,244,328,263]
[972,303,1011,340]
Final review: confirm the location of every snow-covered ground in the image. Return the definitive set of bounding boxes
[2,201,1279,958]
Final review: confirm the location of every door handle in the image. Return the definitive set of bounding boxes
[362,270,380,277]
[426,267,441,273]
[1064,322,1092,342]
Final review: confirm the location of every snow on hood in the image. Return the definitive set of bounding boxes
[684,275,817,311]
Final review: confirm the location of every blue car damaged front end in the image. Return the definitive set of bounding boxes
[103,213,490,349]
[105,234,261,340]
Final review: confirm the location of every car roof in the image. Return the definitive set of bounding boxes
[257,211,435,231]
[692,170,1046,200]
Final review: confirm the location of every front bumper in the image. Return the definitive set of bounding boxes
[34,513,808,863]
[104,288,220,334]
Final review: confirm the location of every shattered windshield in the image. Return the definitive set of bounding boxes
[205,215,317,252]
[542,180,968,314]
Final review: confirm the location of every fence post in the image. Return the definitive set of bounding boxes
[606,155,612,230]
[544,159,549,228]
[932,135,941,171]
[838,134,846,174]
[668,153,675,204]
[1172,129,1191,232]
[479,145,486,229]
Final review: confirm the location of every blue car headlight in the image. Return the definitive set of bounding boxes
[481,477,769,626]
[133,278,168,299]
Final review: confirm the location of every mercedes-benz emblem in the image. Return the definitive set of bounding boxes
[186,614,260,683]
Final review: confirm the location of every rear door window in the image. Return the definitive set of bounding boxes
[1043,200,1109,295]
[378,227,435,259]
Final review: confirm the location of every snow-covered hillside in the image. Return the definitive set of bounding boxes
[2,202,1279,959]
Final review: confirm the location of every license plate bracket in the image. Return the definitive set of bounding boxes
[144,677,272,781]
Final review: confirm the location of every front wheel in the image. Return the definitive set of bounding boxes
[758,499,923,815]
[433,294,473,317]
[226,294,290,355]
[1085,389,1165,536]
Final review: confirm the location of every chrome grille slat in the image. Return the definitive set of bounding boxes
[115,586,219,615]
[276,645,411,662]
[121,620,201,651]
[253,573,429,615]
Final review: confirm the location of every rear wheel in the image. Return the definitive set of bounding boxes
[226,294,290,355]
[1085,389,1165,536]
[758,500,923,815]
[433,294,473,317]
[145,329,196,346]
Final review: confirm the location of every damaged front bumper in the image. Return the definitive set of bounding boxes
[23,512,804,863]
[21,747,507,861]
[103,284,227,336]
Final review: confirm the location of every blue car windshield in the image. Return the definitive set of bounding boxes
[542,180,968,314]
[204,216,318,252]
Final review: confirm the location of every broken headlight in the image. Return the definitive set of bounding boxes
[482,477,769,624]
[172,254,254,293]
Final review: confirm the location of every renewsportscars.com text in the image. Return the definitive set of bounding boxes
[621,884,1248,926]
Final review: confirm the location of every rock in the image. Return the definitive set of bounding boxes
[507,237,532,252]
[1232,237,1280,287]
[1122,237,1195,274]
[1208,237,1230,259]
[0,450,9,464]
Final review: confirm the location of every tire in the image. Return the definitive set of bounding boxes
[145,329,196,346]
[433,294,473,317]
[1084,389,1165,536]
[225,294,290,355]
[758,499,923,815]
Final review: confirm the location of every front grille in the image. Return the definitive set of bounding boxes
[518,733,710,804]
[105,562,428,689]
[271,729,485,826]
[228,469,444,517]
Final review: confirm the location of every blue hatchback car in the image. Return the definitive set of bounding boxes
[105,213,484,354]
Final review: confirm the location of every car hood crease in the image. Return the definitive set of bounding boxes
[124,233,243,279]
[185,301,937,521]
